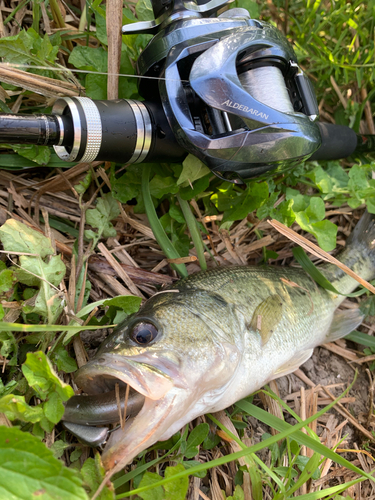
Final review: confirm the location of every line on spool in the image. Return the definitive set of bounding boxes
[239,66,293,113]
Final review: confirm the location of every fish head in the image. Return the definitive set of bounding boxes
[74,289,242,469]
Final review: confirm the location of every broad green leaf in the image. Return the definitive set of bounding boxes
[0,394,43,423]
[348,164,370,192]
[85,193,120,245]
[138,472,164,500]
[222,182,268,222]
[111,164,143,204]
[164,464,189,500]
[50,345,78,373]
[179,174,211,200]
[0,268,14,293]
[69,45,107,72]
[43,392,65,424]
[202,430,221,450]
[103,295,142,314]
[0,29,39,64]
[6,144,51,166]
[285,188,309,213]
[16,254,66,287]
[295,455,321,480]
[0,426,87,500]
[309,219,338,251]
[177,155,211,186]
[149,175,179,198]
[135,0,154,21]
[31,283,64,322]
[75,172,92,195]
[22,351,74,402]
[70,448,82,463]
[295,212,337,251]
[306,165,333,194]
[185,423,209,459]
[304,197,325,223]
[169,204,186,224]
[0,219,54,257]
[182,460,207,478]
[50,439,70,459]
[81,455,115,500]
[36,33,59,63]
[271,199,296,226]
[227,485,245,500]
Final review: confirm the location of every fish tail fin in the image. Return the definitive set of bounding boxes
[325,308,364,342]
[322,211,375,295]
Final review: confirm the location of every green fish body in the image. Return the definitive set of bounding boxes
[72,211,375,471]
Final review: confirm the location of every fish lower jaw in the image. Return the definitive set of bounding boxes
[101,393,180,470]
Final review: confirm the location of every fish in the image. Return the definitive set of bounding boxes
[70,211,375,471]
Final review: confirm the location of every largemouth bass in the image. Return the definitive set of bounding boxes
[69,211,375,470]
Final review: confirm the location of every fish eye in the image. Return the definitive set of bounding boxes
[130,322,159,345]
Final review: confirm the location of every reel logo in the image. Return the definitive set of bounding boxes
[222,100,269,120]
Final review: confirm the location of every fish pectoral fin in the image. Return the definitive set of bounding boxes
[274,349,313,378]
[326,308,364,343]
[249,294,283,346]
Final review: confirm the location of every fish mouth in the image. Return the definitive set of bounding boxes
[65,352,183,470]
[65,352,176,429]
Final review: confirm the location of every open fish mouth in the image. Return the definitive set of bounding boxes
[62,353,176,452]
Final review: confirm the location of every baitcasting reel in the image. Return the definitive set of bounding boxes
[0,0,372,182]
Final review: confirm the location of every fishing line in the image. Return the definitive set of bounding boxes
[0,62,189,83]
[2,63,294,111]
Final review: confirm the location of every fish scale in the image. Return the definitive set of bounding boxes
[66,211,375,471]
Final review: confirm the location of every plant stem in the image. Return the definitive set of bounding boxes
[32,0,41,32]
[49,0,74,52]
[142,165,188,278]
[4,0,28,25]
[177,194,207,271]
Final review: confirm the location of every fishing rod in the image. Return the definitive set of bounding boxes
[0,0,374,183]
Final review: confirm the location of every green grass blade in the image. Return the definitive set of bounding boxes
[292,247,366,297]
[207,413,285,494]
[235,400,371,481]
[113,437,183,489]
[345,330,375,348]
[142,165,188,278]
[0,322,113,333]
[177,194,207,271]
[292,477,364,499]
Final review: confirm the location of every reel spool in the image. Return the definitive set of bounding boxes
[238,66,294,115]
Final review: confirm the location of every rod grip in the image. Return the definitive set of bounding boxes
[309,123,358,161]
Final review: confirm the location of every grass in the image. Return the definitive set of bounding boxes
[0,0,374,499]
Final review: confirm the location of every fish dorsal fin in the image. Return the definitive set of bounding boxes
[326,308,364,342]
[274,349,313,378]
[249,294,283,346]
